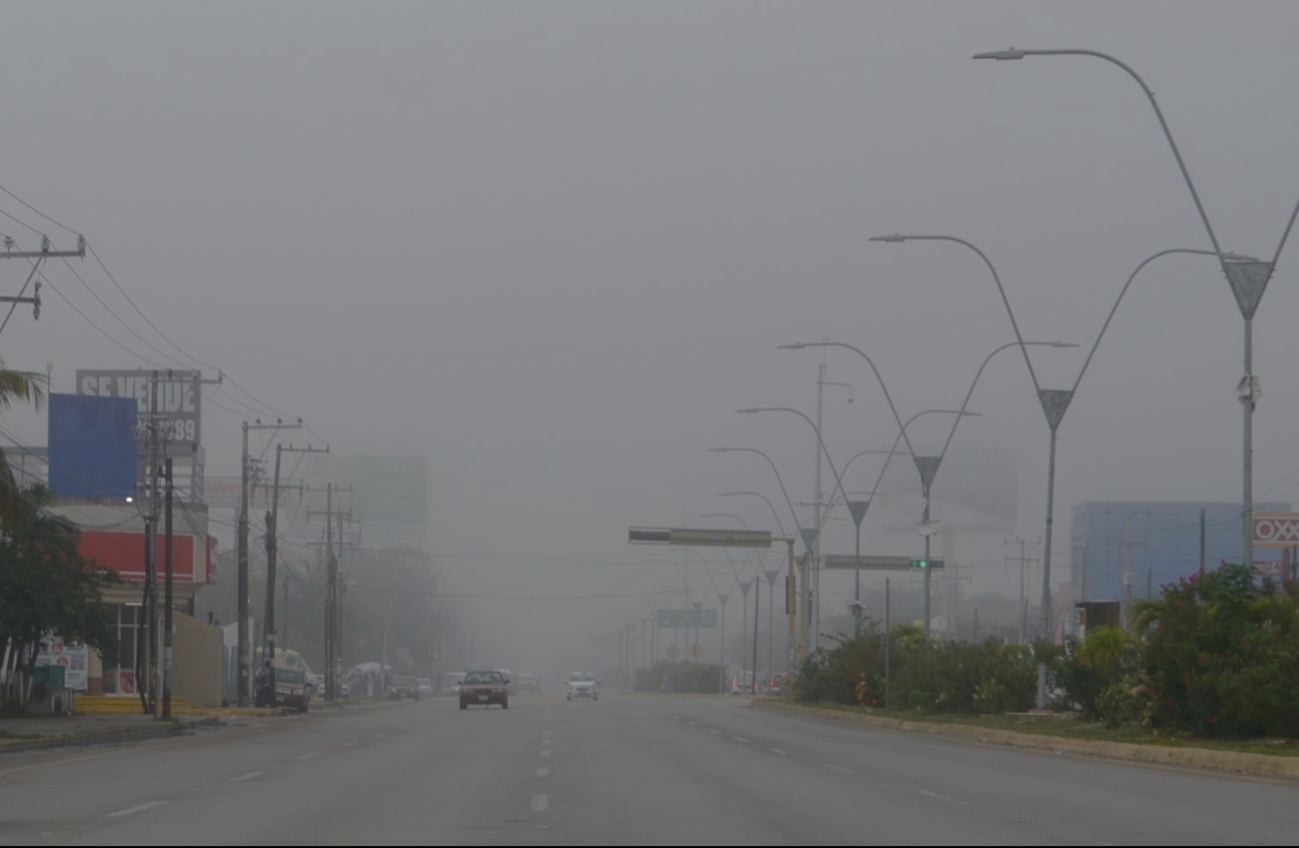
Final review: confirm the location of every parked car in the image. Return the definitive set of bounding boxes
[272,667,312,713]
[767,673,790,696]
[417,678,434,697]
[566,671,599,702]
[459,670,510,710]
[730,671,755,695]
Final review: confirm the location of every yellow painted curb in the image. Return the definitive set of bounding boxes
[750,700,1299,780]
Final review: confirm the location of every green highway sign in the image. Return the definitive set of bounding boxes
[656,609,717,629]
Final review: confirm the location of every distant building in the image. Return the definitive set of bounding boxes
[1069,501,1290,626]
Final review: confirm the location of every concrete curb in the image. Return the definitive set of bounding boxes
[750,700,1299,780]
[0,716,222,756]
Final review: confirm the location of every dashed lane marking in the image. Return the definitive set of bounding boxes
[734,737,751,743]
[296,752,319,761]
[919,788,965,806]
[342,741,358,748]
[687,721,698,727]
[229,771,264,783]
[540,750,551,759]
[531,794,551,813]
[537,768,550,778]
[708,729,721,735]
[107,801,167,818]
[826,765,856,776]
[769,748,787,756]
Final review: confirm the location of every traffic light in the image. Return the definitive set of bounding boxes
[910,559,928,570]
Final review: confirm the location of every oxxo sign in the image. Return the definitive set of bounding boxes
[1253,513,1299,549]
[77,369,202,454]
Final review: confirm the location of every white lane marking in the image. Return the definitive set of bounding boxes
[733,737,751,743]
[672,715,682,720]
[229,771,264,783]
[374,732,388,738]
[296,752,319,761]
[539,750,551,759]
[769,748,787,756]
[708,729,721,735]
[826,764,857,776]
[536,768,550,778]
[531,794,551,813]
[919,788,965,806]
[107,801,167,818]
[0,751,122,778]
[342,741,357,748]
[687,721,698,727]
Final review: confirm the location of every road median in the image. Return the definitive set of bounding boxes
[750,699,1299,780]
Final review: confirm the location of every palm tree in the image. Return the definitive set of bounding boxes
[0,361,45,530]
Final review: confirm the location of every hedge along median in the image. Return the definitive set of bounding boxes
[750,700,1299,780]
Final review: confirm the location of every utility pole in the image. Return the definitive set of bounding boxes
[238,419,290,707]
[308,485,352,702]
[145,371,160,716]
[162,457,174,721]
[0,235,85,338]
[1006,537,1039,644]
[263,434,322,664]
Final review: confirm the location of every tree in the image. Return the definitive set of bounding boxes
[0,360,43,528]
[0,485,119,707]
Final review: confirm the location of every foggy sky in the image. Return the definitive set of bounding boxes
[4,1,1299,667]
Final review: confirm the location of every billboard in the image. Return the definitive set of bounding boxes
[1253,513,1299,549]
[77,369,201,456]
[657,609,717,629]
[48,393,139,499]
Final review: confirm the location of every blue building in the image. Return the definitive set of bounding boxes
[1069,501,1290,614]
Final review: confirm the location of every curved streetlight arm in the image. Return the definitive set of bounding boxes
[871,235,1042,394]
[718,491,787,537]
[867,409,976,509]
[938,341,1077,464]
[1071,248,1252,398]
[974,48,1223,259]
[778,341,916,459]
[817,449,903,517]
[709,448,801,536]
[738,406,852,540]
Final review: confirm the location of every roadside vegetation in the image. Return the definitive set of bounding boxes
[0,485,120,711]
[634,661,724,694]
[790,563,1299,746]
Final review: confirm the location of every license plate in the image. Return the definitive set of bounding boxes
[479,695,488,702]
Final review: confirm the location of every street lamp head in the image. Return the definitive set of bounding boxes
[973,48,1027,61]
[708,448,734,453]
[1222,252,1262,262]
[736,408,762,414]
[869,234,909,243]
[776,343,807,350]
[1050,342,1081,349]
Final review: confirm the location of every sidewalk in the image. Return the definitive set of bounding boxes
[0,711,224,754]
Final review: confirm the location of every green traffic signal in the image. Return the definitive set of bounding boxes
[910,559,928,570]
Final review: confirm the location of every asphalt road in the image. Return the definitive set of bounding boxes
[1,693,1296,845]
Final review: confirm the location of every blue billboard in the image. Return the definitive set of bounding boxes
[48,393,139,499]
[1069,500,1291,617]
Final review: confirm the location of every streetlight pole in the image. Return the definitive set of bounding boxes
[874,234,1253,705]
[737,406,852,652]
[973,47,1299,574]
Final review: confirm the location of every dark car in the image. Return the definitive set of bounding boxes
[459,670,509,710]
[273,667,311,713]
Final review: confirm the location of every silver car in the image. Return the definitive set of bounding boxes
[566,671,599,702]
